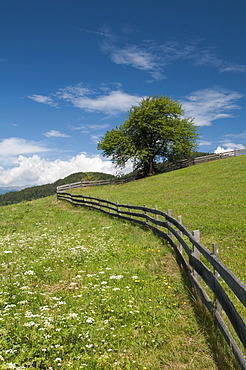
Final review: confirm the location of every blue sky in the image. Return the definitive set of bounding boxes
[1,0,246,187]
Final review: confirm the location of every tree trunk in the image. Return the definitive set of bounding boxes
[147,156,155,176]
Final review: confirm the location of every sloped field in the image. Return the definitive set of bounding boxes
[0,195,240,369]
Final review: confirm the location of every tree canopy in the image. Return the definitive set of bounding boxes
[98,95,199,176]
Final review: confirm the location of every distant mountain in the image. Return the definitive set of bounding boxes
[0,172,116,206]
[0,186,24,194]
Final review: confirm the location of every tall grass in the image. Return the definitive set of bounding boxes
[0,196,240,369]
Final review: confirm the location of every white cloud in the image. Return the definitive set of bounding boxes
[0,154,133,187]
[181,88,243,126]
[198,140,212,146]
[57,85,92,100]
[72,123,109,132]
[214,146,234,154]
[214,143,246,153]
[100,34,246,79]
[102,39,165,81]
[220,142,245,150]
[28,84,144,116]
[225,131,246,139]
[159,40,246,74]
[28,94,58,107]
[90,134,101,143]
[110,46,163,77]
[0,138,50,164]
[44,130,70,138]
[60,89,143,115]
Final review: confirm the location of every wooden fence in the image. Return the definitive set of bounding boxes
[56,148,246,192]
[56,176,134,192]
[57,191,246,369]
[163,148,246,172]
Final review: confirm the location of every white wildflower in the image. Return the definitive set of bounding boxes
[69,312,78,318]
[23,321,36,327]
[86,317,95,324]
[7,363,16,369]
[24,270,35,276]
[109,275,124,280]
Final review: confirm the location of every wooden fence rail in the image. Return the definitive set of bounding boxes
[56,148,246,192]
[164,148,246,172]
[56,177,134,192]
[57,191,246,369]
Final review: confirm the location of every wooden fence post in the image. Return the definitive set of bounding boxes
[168,209,172,240]
[213,242,222,315]
[128,202,132,218]
[143,205,149,226]
[107,199,110,213]
[116,201,120,215]
[177,215,182,254]
[192,230,200,281]
[155,205,159,230]
[82,194,86,206]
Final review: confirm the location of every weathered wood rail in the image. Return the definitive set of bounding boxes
[56,177,133,192]
[164,148,246,172]
[56,148,246,192]
[57,191,246,369]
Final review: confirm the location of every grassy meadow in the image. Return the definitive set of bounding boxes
[0,155,245,369]
[73,155,246,284]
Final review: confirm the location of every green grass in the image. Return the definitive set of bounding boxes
[1,155,245,369]
[0,196,240,369]
[73,155,246,284]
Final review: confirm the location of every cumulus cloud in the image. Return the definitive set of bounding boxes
[220,142,245,150]
[214,146,234,154]
[181,88,243,126]
[214,143,246,153]
[44,130,70,138]
[0,153,133,187]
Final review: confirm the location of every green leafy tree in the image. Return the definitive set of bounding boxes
[98,95,199,176]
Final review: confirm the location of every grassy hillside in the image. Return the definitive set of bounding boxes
[0,156,245,369]
[71,155,246,284]
[0,172,115,206]
[0,195,240,369]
